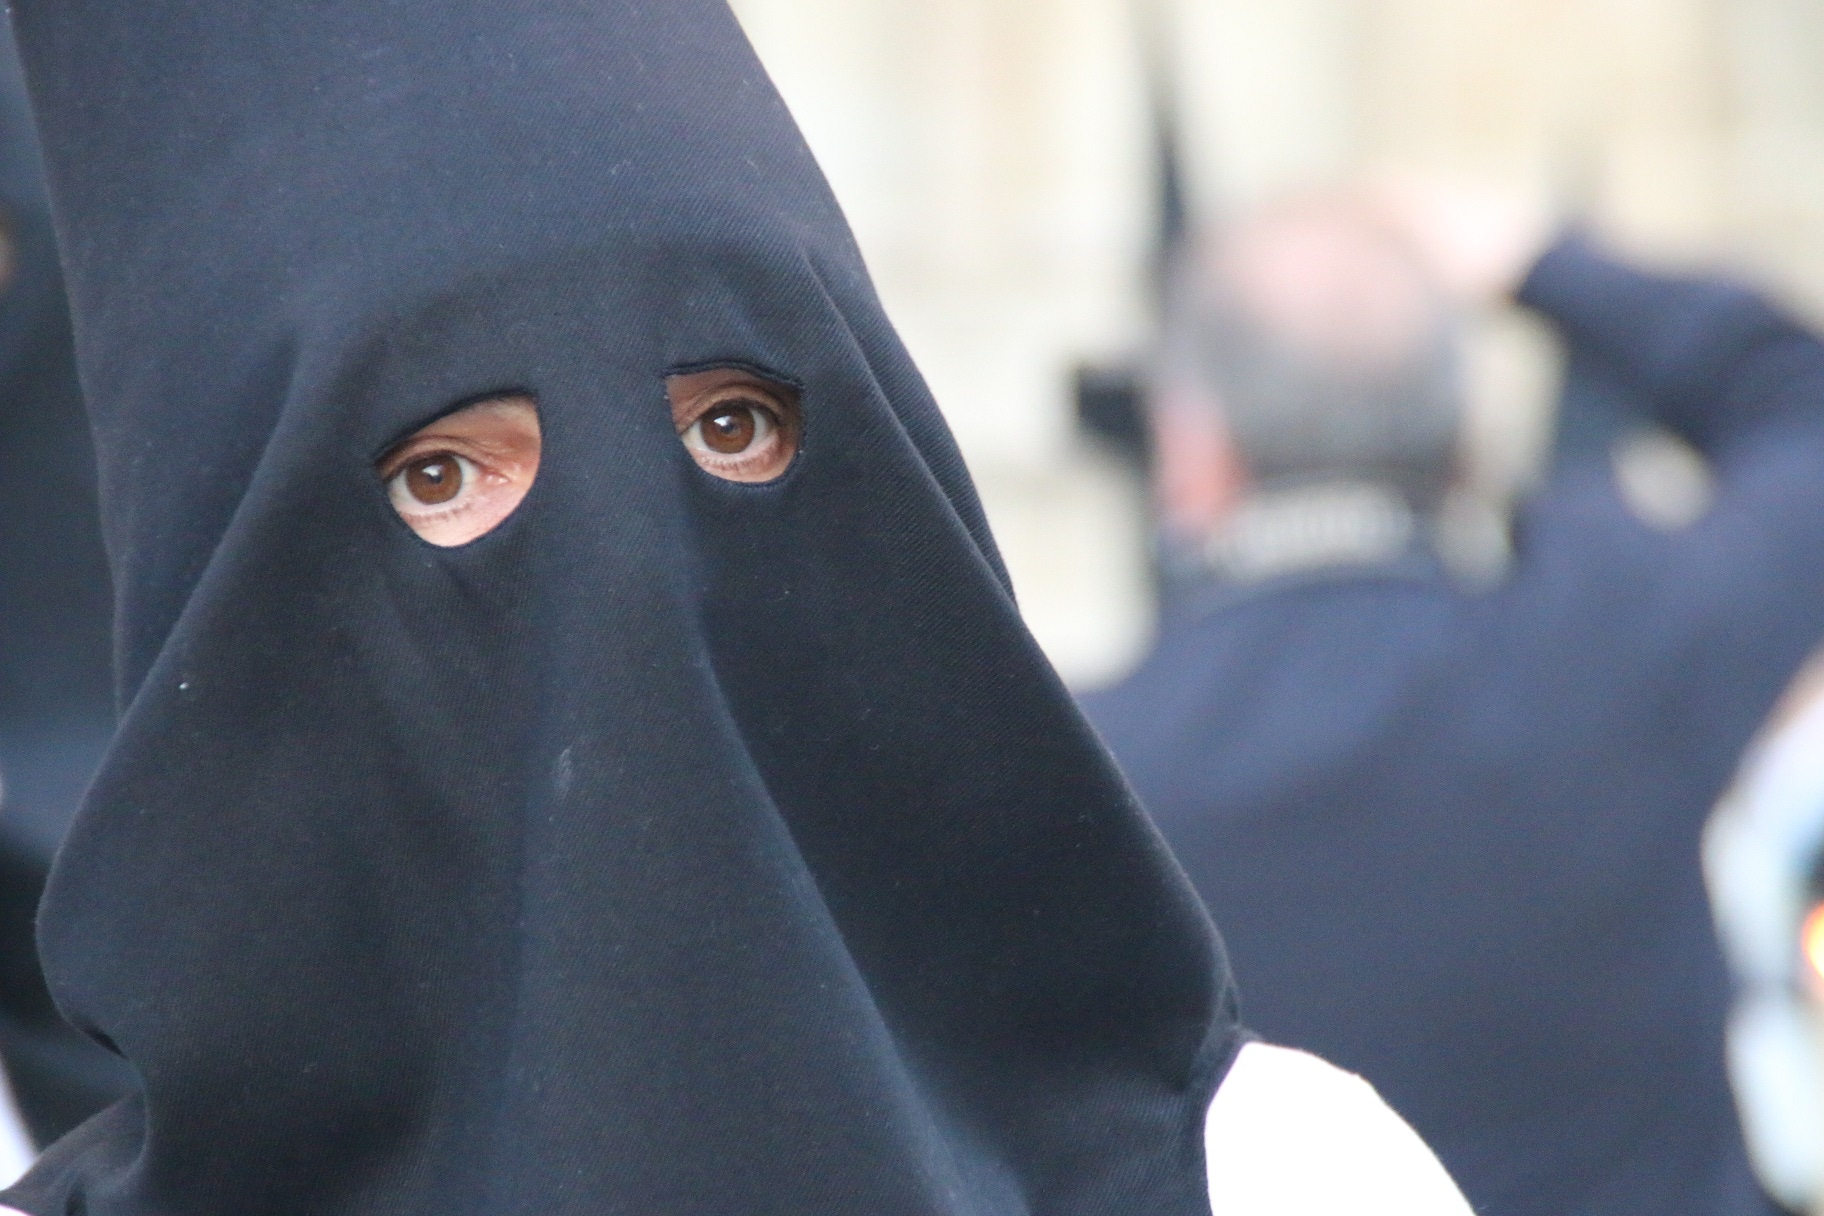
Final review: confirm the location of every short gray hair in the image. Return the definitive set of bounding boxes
[1156,203,1464,508]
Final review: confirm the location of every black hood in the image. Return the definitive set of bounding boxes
[5,3,1239,1213]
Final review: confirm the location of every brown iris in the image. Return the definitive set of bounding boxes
[405,454,463,505]
[701,404,761,454]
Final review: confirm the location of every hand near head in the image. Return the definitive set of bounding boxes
[1365,175,1555,306]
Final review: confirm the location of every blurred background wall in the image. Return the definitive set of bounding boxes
[728,0,1824,686]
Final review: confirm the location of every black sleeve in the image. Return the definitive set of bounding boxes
[1488,234,1824,798]
[1516,231,1824,455]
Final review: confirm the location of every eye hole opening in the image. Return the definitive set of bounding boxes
[667,367,801,484]
[375,393,541,547]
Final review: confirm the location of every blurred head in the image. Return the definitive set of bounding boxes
[1152,194,1464,539]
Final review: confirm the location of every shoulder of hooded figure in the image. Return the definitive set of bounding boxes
[1206,1042,1475,1215]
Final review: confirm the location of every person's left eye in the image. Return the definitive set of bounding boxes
[683,400,778,459]
[667,371,801,484]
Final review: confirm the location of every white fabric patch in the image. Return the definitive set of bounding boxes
[1205,1042,1473,1215]
[0,1059,33,1190]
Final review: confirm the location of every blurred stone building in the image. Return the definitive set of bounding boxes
[730,0,1824,685]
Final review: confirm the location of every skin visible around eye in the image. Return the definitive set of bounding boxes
[375,394,540,546]
[666,368,801,483]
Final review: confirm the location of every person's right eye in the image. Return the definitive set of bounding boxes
[375,395,540,546]
[390,450,475,505]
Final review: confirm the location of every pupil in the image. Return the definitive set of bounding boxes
[703,407,756,454]
[406,455,462,505]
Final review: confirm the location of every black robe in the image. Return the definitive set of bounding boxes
[3,3,1241,1213]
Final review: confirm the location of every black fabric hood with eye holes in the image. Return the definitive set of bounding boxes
[3,3,1241,1214]
[0,22,138,1149]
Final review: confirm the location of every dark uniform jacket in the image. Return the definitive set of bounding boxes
[1082,235,1824,1216]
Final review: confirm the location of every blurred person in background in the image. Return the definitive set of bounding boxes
[0,26,135,1181]
[1080,188,1824,1216]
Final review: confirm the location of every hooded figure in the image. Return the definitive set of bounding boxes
[0,4,1467,1214]
[0,22,135,1155]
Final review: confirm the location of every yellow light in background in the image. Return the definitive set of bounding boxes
[1803,903,1824,987]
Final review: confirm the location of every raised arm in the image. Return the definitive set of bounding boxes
[1517,234,1824,457]
[1501,232,1824,789]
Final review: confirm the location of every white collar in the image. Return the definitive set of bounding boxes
[1205,481,1419,584]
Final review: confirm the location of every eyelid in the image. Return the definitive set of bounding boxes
[675,387,788,434]
[377,435,507,482]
